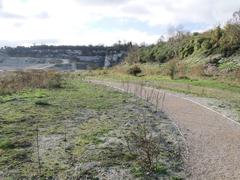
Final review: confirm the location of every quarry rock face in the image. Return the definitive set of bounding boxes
[104,52,126,68]
[0,45,129,71]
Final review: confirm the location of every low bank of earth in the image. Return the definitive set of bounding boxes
[0,76,185,179]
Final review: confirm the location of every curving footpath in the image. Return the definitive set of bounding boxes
[90,80,240,180]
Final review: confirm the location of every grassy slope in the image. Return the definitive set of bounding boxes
[0,74,184,179]
[85,65,240,120]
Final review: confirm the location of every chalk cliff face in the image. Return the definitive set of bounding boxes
[0,45,129,71]
[104,52,126,68]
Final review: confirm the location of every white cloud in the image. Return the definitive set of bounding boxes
[58,28,160,45]
[0,0,239,46]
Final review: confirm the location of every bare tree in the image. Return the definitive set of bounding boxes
[168,24,189,42]
[124,45,141,64]
[231,9,240,24]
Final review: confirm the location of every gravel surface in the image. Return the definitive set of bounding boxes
[163,90,239,123]
[90,80,240,180]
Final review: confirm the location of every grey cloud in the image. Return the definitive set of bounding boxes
[31,39,59,45]
[35,12,49,19]
[121,5,150,15]
[0,39,59,47]
[0,0,25,19]
[0,11,25,19]
[148,0,174,11]
[0,11,49,20]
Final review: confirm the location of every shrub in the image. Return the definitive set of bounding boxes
[154,43,175,63]
[127,65,142,76]
[201,40,212,50]
[211,26,223,43]
[219,10,240,56]
[168,61,178,80]
[126,123,164,175]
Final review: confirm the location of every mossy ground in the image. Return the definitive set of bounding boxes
[0,75,184,179]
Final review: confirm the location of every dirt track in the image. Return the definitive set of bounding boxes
[90,80,240,180]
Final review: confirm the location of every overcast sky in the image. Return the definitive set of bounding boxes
[0,0,239,46]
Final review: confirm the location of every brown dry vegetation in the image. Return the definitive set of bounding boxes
[0,70,62,95]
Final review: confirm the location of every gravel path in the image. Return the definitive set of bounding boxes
[90,80,240,180]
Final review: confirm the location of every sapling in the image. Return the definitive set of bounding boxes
[144,89,148,101]
[187,84,191,92]
[201,88,205,96]
[140,83,143,97]
[155,91,160,112]
[36,123,41,177]
[63,116,68,152]
[126,82,130,93]
[149,88,154,102]
[161,92,166,111]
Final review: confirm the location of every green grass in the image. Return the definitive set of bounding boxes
[86,69,240,93]
[73,118,114,156]
[86,70,240,97]
[84,66,240,120]
[0,76,130,178]
[0,73,184,179]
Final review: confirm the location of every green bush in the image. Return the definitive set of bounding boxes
[219,23,240,56]
[127,65,142,76]
[179,45,194,58]
[169,62,178,80]
[211,26,223,43]
[201,40,212,50]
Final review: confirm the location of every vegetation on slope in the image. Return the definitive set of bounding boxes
[124,10,240,82]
